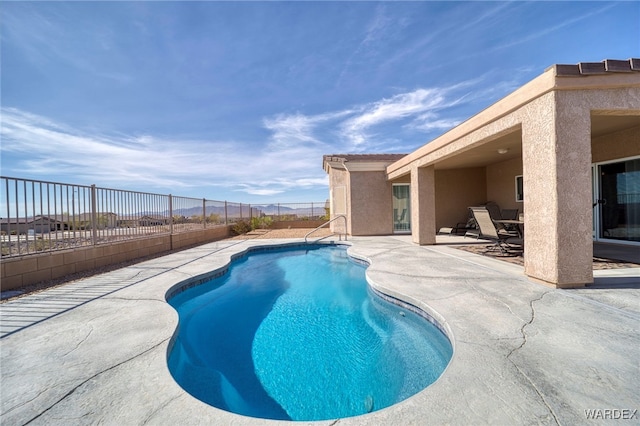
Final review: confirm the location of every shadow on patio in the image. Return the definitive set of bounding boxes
[436,234,640,272]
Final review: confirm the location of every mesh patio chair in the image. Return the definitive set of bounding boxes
[485,202,502,221]
[469,206,523,254]
[484,202,520,235]
[501,209,519,220]
[499,208,520,233]
[439,208,478,236]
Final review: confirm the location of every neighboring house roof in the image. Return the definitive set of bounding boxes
[138,215,169,221]
[323,154,408,162]
[0,216,66,225]
[0,213,117,225]
[323,154,408,172]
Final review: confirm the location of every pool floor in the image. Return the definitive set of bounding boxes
[167,245,452,421]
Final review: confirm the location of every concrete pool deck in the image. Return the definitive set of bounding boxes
[1,235,639,425]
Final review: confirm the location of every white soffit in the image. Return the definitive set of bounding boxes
[343,161,392,172]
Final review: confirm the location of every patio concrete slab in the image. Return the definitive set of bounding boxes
[1,236,638,425]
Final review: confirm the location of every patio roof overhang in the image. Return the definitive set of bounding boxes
[386,58,640,179]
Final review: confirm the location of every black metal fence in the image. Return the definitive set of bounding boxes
[1,176,327,257]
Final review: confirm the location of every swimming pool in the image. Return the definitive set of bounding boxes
[167,244,452,421]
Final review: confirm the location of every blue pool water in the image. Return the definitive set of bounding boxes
[167,244,452,421]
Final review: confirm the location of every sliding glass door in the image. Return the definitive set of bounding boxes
[392,184,410,233]
[594,157,640,243]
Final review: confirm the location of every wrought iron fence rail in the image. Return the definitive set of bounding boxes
[1,176,326,258]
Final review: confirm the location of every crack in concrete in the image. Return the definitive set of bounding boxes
[22,337,170,425]
[506,292,549,359]
[362,245,409,259]
[509,362,560,425]
[505,291,561,425]
[467,282,528,323]
[126,268,148,281]
[1,387,51,416]
[371,268,475,284]
[61,325,94,358]
[428,289,472,301]
[456,339,497,349]
[141,394,183,425]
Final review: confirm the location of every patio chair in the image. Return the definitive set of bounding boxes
[439,208,478,236]
[453,215,478,236]
[485,201,502,221]
[469,206,523,254]
[485,202,520,234]
[501,209,519,220]
[499,208,520,233]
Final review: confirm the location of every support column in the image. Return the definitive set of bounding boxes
[411,165,436,245]
[522,92,593,287]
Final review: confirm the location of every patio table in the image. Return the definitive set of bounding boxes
[495,219,524,238]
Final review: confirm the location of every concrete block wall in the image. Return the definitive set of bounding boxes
[170,226,231,250]
[270,220,326,229]
[1,226,232,292]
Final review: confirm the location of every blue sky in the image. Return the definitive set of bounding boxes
[1,1,638,203]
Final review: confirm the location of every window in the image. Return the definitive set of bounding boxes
[597,158,640,242]
[392,184,410,233]
[515,175,524,202]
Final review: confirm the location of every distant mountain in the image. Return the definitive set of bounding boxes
[251,204,327,216]
[137,202,326,219]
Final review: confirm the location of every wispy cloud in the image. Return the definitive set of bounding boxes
[263,110,353,148]
[340,89,450,148]
[0,108,327,198]
[1,108,216,188]
[260,78,486,157]
[2,3,132,84]
[236,177,329,196]
[336,4,410,87]
[361,4,407,49]
[1,77,485,198]
[487,2,619,53]
[407,113,462,133]
[378,2,514,73]
[262,77,487,155]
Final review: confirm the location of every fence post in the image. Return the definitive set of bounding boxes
[277,203,281,221]
[240,203,243,220]
[311,202,314,219]
[90,184,98,246]
[249,204,252,222]
[203,198,206,229]
[224,201,228,225]
[169,194,173,234]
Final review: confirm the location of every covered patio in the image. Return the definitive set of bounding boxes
[324,58,640,288]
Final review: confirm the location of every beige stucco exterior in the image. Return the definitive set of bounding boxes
[592,125,640,163]
[324,155,405,236]
[323,59,640,288]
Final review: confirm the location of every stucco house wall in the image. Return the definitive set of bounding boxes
[435,167,487,230]
[592,125,640,163]
[349,171,393,235]
[324,154,406,236]
[486,157,523,215]
[327,167,349,235]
